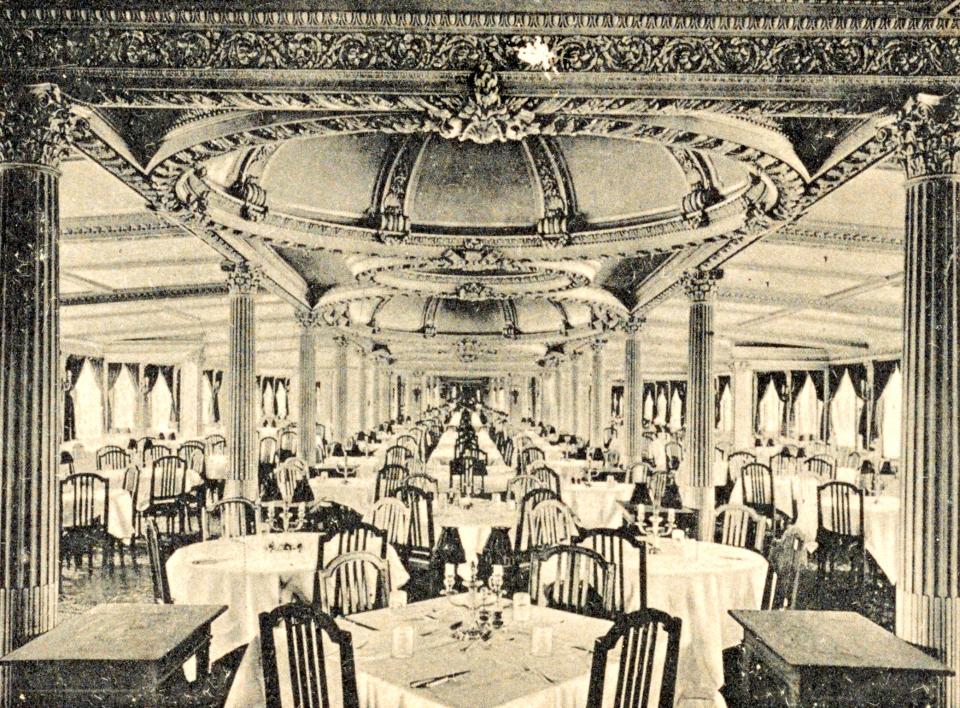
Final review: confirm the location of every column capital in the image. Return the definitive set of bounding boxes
[681,268,723,302]
[223,260,263,296]
[731,359,752,373]
[896,94,960,181]
[589,336,607,354]
[294,307,323,330]
[623,313,646,335]
[332,333,350,349]
[0,83,76,169]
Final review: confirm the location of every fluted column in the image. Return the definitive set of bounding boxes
[295,309,320,464]
[683,268,722,541]
[624,317,645,464]
[589,338,606,448]
[357,346,368,431]
[370,356,382,427]
[225,261,262,495]
[0,85,73,692]
[570,351,582,436]
[333,335,349,441]
[895,94,960,704]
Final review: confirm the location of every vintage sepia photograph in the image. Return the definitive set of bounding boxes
[0,0,956,705]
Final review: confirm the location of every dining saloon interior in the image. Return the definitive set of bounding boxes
[4,1,960,706]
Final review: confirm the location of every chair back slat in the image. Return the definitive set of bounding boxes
[369,498,410,546]
[397,485,435,552]
[205,434,226,455]
[515,488,560,552]
[149,455,187,505]
[529,545,611,618]
[574,527,647,613]
[714,504,768,553]
[740,462,775,522]
[201,497,258,540]
[818,481,864,536]
[95,445,129,472]
[375,465,408,501]
[61,473,109,531]
[317,551,389,617]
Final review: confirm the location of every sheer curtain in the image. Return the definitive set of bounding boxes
[758,379,783,437]
[878,366,902,460]
[74,359,104,441]
[642,383,655,422]
[112,365,137,432]
[654,384,668,426]
[151,373,174,435]
[716,377,732,433]
[793,374,820,439]
[669,387,684,431]
[276,379,288,420]
[830,370,860,449]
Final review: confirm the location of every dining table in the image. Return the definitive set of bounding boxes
[60,481,135,540]
[166,532,409,663]
[225,593,616,708]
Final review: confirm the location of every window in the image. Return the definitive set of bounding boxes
[718,384,733,433]
[830,370,861,449]
[151,373,173,434]
[74,359,103,442]
[794,374,820,439]
[111,366,137,432]
[880,366,902,460]
[758,379,782,436]
[669,388,683,431]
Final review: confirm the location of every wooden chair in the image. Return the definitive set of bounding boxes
[449,455,486,495]
[502,438,514,467]
[519,447,546,475]
[507,474,544,502]
[647,471,671,506]
[279,429,298,455]
[368,497,410,547]
[804,454,836,479]
[527,499,580,549]
[259,436,279,465]
[404,473,439,499]
[726,451,756,482]
[374,464,408,501]
[763,526,809,610]
[201,498,258,540]
[315,551,390,616]
[396,484,435,569]
[816,481,866,584]
[177,440,206,470]
[664,441,683,471]
[144,443,171,466]
[275,458,308,502]
[533,465,561,495]
[514,488,561,553]
[319,522,388,566]
[204,434,226,455]
[627,462,653,484]
[141,455,187,535]
[530,545,612,619]
[740,462,775,525]
[395,434,419,458]
[60,472,111,573]
[769,450,795,476]
[384,445,414,468]
[145,518,171,604]
[574,527,647,613]
[95,445,129,472]
[587,609,682,708]
[714,504,769,554]
[259,603,360,708]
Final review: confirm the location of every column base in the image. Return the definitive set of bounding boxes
[0,584,58,704]
[896,589,960,705]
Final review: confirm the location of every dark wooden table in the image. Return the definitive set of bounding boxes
[1,603,226,706]
[729,609,952,706]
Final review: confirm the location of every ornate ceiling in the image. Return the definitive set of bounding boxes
[7,3,946,371]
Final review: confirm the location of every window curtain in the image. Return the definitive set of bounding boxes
[769,371,789,436]
[143,365,160,429]
[830,369,859,449]
[807,369,825,440]
[715,376,731,427]
[754,372,775,432]
[276,378,289,420]
[878,366,902,460]
[642,383,656,422]
[655,382,670,425]
[847,363,869,448]
[758,379,783,436]
[112,365,137,432]
[871,360,899,442]
[125,364,140,430]
[74,360,104,441]
[105,362,122,430]
[160,365,178,428]
[63,355,87,442]
[670,381,687,429]
[87,357,105,435]
[793,374,820,439]
[826,365,845,442]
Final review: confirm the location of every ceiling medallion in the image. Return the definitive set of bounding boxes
[455,337,497,363]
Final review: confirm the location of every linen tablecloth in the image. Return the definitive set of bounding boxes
[227,595,613,708]
[562,482,634,528]
[61,486,135,540]
[435,499,518,572]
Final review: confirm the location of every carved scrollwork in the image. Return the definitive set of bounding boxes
[895,94,960,180]
[681,268,723,302]
[0,83,76,167]
[623,314,646,335]
[222,260,263,295]
[457,282,496,301]
[590,306,628,333]
[455,337,497,363]
[295,307,323,330]
[322,303,352,328]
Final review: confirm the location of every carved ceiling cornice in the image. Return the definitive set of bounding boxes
[61,282,229,307]
[61,212,184,241]
[769,220,903,252]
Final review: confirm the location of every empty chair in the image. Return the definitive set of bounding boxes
[804,454,836,479]
[384,445,414,469]
[204,434,226,455]
[278,429,298,455]
[320,521,388,565]
[368,497,410,546]
[519,446,546,475]
[449,455,486,495]
[60,472,111,573]
[587,609,682,708]
[574,527,647,613]
[763,526,809,610]
[396,484,435,568]
[145,518,171,604]
[527,499,580,550]
[530,545,611,618]
[816,481,865,583]
[405,473,439,499]
[177,440,206,471]
[95,445,129,472]
[514,487,561,553]
[714,504,768,554]
[769,450,795,476]
[141,455,187,534]
[201,497,258,540]
[532,465,561,496]
[275,457,309,502]
[396,434,419,458]
[663,441,683,471]
[315,550,390,616]
[144,443,171,465]
[259,603,360,708]
[259,436,279,465]
[726,450,756,482]
[739,462,775,524]
[627,462,653,485]
[507,474,544,503]
[375,464,408,500]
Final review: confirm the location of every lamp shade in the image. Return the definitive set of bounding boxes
[435,526,466,565]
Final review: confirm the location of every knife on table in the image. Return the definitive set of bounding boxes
[410,670,471,689]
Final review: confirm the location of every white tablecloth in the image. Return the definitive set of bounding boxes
[99,466,204,511]
[227,594,612,708]
[61,486,134,540]
[435,499,518,575]
[562,482,634,529]
[310,477,376,511]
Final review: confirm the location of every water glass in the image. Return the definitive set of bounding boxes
[530,626,553,657]
[389,590,408,611]
[512,592,531,623]
[391,625,415,658]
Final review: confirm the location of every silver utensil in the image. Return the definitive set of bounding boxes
[410,669,471,689]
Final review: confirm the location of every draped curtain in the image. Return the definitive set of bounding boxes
[669,381,687,430]
[88,357,105,433]
[871,360,899,442]
[105,362,122,430]
[753,372,774,432]
[786,371,807,434]
[808,369,825,439]
[878,365,902,459]
[847,363,869,447]
[63,355,86,442]
[204,370,224,424]
[715,376,731,427]
[642,383,655,423]
[655,382,670,425]
[160,365,177,428]
[143,365,160,430]
[829,368,859,448]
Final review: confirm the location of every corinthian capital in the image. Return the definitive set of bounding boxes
[896,94,960,180]
[0,84,76,168]
[295,307,323,330]
[623,313,646,335]
[222,260,263,296]
[681,268,723,303]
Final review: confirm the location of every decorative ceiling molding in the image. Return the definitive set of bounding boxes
[768,221,904,251]
[370,133,428,239]
[718,285,901,317]
[61,213,186,241]
[61,282,230,307]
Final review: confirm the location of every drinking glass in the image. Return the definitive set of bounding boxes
[531,626,553,657]
[512,592,531,623]
[391,625,414,658]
